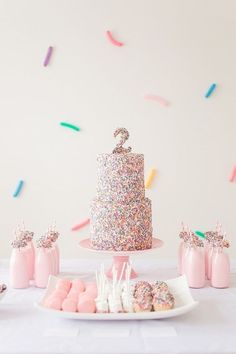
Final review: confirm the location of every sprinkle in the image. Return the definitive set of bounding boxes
[13,180,24,198]
[194,231,206,239]
[205,83,216,98]
[144,94,169,107]
[43,46,53,67]
[71,218,90,231]
[106,31,124,47]
[229,165,236,182]
[60,122,80,132]
[145,169,156,189]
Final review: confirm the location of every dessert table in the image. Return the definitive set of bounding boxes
[0,258,235,354]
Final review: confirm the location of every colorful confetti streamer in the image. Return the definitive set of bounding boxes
[205,83,217,98]
[43,46,53,67]
[106,31,124,47]
[229,165,236,182]
[144,94,169,107]
[60,122,80,132]
[13,180,24,198]
[71,218,90,231]
[145,169,157,189]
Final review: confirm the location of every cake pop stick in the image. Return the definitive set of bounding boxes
[95,264,109,313]
[122,263,134,312]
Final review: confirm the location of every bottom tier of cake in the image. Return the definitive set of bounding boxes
[90,198,152,251]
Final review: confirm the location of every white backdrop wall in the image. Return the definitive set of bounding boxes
[0,0,235,260]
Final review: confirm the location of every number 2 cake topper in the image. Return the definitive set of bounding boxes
[112,128,132,154]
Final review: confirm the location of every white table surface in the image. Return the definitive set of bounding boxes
[0,258,236,354]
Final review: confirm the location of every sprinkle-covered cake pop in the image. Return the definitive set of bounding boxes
[152,291,175,311]
[133,281,153,312]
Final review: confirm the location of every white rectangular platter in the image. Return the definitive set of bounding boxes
[35,275,198,320]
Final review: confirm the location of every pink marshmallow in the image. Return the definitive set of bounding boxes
[45,296,62,310]
[71,279,85,292]
[62,298,77,312]
[67,291,80,301]
[85,286,98,299]
[56,284,68,292]
[78,294,96,313]
[86,282,97,288]
[52,289,68,300]
[56,279,71,292]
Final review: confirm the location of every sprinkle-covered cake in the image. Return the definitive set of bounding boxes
[90,128,153,251]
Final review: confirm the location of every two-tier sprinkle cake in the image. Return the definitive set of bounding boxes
[90,128,153,251]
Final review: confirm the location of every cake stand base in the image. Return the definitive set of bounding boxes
[78,238,163,279]
[106,256,137,279]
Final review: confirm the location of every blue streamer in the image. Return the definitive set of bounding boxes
[205,83,216,98]
[13,180,24,197]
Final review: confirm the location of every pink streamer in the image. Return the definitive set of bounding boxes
[144,94,169,107]
[229,165,236,182]
[106,31,124,47]
[71,219,90,231]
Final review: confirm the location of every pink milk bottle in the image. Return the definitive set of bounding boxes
[46,227,60,275]
[211,239,230,288]
[205,230,217,280]
[54,242,60,275]
[178,224,188,275]
[206,225,223,280]
[182,242,189,275]
[184,234,205,288]
[178,241,184,275]
[205,241,209,278]
[180,227,192,275]
[22,231,35,280]
[204,231,212,277]
[10,239,29,289]
[35,237,53,288]
[206,244,214,280]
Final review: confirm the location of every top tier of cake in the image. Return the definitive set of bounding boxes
[96,153,145,203]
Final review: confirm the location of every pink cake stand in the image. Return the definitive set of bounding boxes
[79,238,163,280]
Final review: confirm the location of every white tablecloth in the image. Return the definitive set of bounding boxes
[0,259,235,354]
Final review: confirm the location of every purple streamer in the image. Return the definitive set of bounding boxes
[43,46,53,67]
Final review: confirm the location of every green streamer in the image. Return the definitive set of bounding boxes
[60,122,80,132]
[195,231,206,239]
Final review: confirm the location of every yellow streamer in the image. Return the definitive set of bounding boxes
[145,169,156,189]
